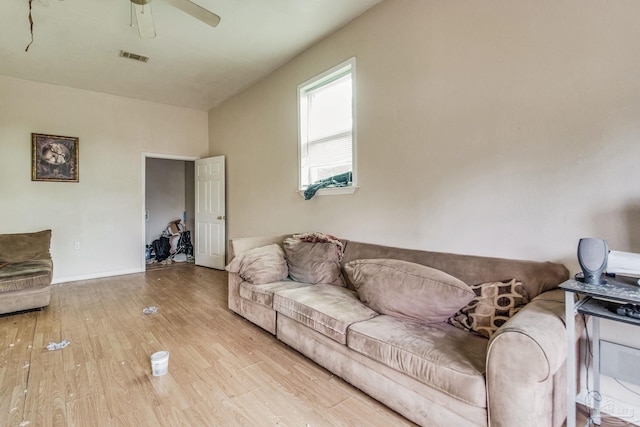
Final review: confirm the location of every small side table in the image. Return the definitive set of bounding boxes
[560,276,640,427]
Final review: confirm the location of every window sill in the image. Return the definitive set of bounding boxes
[298,186,359,199]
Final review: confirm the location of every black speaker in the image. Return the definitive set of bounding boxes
[577,238,609,285]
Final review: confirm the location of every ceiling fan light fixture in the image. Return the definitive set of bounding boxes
[168,0,221,27]
[128,0,220,40]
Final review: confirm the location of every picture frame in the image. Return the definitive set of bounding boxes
[31,133,79,182]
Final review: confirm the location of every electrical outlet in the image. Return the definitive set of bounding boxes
[145,210,150,221]
[74,241,80,250]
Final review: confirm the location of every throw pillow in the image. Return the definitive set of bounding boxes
[293,232,345,260]
[225,244,288,285]
[344,259,475,324]
[448,279,529,339]
[283,237,345,287]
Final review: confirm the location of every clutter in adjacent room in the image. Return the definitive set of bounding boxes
[147,219,193,265]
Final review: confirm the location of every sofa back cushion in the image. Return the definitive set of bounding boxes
[284,238,345,287]
[0,230,52,263]
[341,241,569,300]
[344,259,475,324]
[225,244,288,285]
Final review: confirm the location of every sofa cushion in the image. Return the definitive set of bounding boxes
[344,259,475,324]
[283,238,345,287]
[0,229,52,264]
[239,280,312,308]
[347,315,488,408]
[225,244,288,285]
[0,260,53,292]
[449,279,529,339]
[340,240,570,300]
[274,284,378,344]
[293,232,345,258]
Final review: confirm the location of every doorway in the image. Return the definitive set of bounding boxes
[141,153,227,271]
[142,153,197,270]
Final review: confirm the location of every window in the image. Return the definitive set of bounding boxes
[298,58,356,194]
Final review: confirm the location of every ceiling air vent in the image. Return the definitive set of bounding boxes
[119,50,150,63]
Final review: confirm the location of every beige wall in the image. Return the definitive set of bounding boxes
[0,75,208,281]
[208,0,640,417]
[209,0,640,267]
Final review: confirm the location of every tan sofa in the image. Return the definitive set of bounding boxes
[0,230,52,315]
[228,234,579,427]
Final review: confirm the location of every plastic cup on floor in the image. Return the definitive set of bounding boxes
[150,350,169,376]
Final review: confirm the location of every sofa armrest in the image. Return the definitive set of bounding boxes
[229,234,292,259]
[227,270,243,314]
[227,234,291,313]
[486,289,583,427]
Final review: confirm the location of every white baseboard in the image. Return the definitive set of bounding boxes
[577,388,640,426]
[52,268,144,285]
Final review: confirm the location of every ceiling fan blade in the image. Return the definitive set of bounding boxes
[133,3,156,39]
[167,0,221,27]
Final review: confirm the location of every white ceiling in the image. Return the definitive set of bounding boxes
[0,0,383,111]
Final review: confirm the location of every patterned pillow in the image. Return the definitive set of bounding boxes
[449,279,529,339]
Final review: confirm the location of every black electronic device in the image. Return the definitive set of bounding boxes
[577,238,609,285]
[615,303,640,319]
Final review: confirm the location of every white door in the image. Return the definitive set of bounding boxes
[194,156,225,269]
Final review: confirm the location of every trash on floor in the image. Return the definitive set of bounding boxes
[150,350,170,376]
[143,306,158,315]
[173,253,188,263]
[46,339,70,351]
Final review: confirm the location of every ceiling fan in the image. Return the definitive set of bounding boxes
[130,0,221,39]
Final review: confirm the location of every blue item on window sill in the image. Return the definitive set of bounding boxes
[303,171,352,200]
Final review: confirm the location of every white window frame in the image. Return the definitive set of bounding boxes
[297,57,358,197]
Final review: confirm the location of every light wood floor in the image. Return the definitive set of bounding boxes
[0,265,634,427]
[576,405,637,427]
[0,265,413,427]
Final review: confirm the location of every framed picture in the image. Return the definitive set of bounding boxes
[31,133,79,182]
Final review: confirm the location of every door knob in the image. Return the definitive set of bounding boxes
[217,216,226,220]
